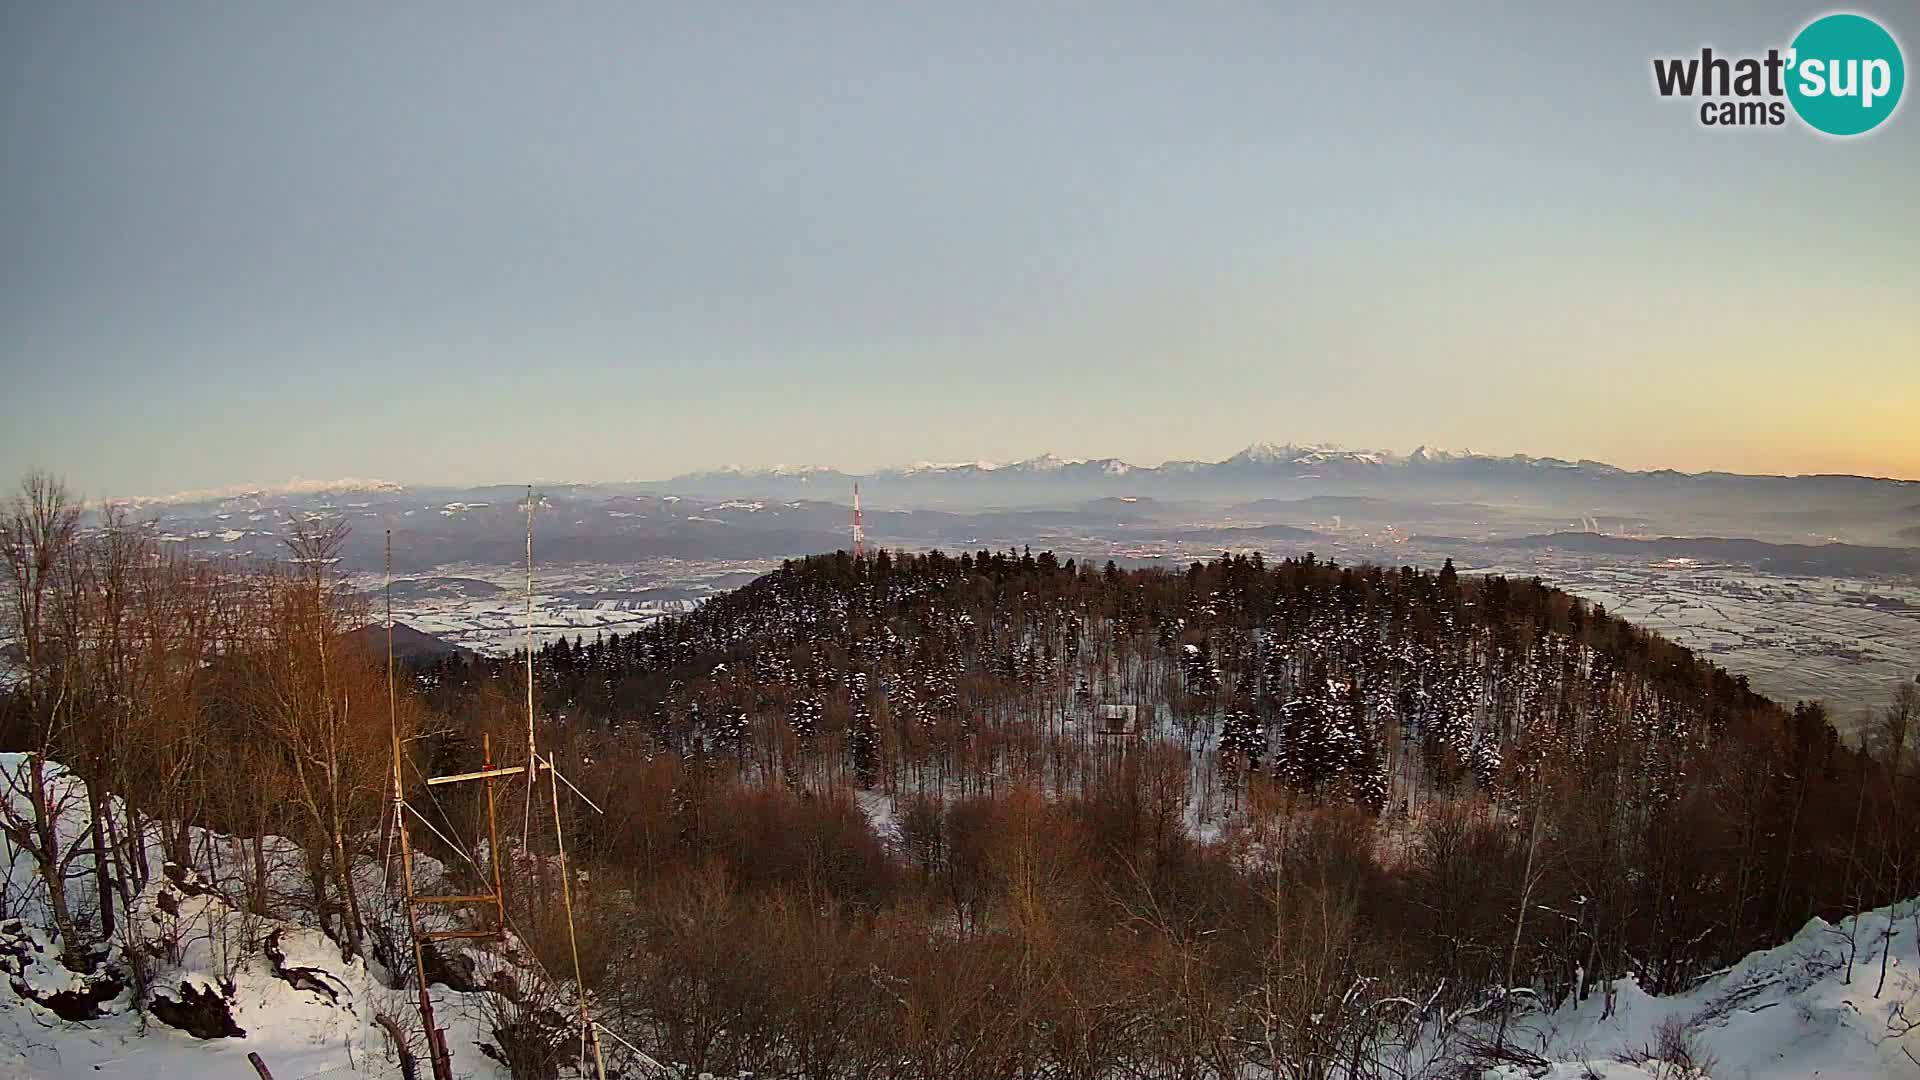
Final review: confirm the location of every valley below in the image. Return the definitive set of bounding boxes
[369,544,1920,729]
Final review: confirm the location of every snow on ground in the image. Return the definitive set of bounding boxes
[1493,899,1920,1079]
[349,561,743,655]
[4,879,457,1079]
[7,750,1917,1078]
[853,788,902,848]
[0,754,537,1079]
[0,875,521,1079]
[1497,1060,1666,1068]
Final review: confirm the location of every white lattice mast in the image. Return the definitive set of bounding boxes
[851,481,865,560]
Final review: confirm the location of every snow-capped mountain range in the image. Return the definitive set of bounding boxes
[656,443,1920,541]
[670,442,1911,495]
[117,444,1913,509]
[96,444,1918,572]
[107,478,407,509]
[682,443,1699,485]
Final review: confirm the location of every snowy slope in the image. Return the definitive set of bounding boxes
[0,877,507,1080]
[0,754,553,1080]
[1494,900,1920,1079]
[6,751,1916,1078]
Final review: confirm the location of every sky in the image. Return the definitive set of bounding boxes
[2,3,1916,498]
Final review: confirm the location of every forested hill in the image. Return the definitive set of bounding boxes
[432,545,1889,941]
[415,547,1903,1006]
[448,548,1804,813]
[7,509,1911,1077]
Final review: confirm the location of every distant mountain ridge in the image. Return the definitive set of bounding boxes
[662,445,1920,517]
[88,444,1919,570]
[675,443,1915,488]
[1456,531,1920,577]
[112,446,1917,509]
[109,477,405,507]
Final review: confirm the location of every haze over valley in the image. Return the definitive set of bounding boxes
[93,441,1920,726]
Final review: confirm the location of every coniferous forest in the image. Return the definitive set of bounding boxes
[419,548,1915,1076]
[4,473,1917,1078]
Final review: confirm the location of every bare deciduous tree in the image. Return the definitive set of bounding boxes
[0,471,92,969]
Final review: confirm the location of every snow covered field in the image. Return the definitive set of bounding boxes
[345,559,770,653]
[1471,558,1920,728]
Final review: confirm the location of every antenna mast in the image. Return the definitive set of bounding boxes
[851,482,865,560]
[388,533,524,1079]
[526,485,537,779]
[518,486,608,1078]
[389,532,456,1080]
[389,493,609,1079]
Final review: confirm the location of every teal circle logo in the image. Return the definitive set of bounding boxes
[1786,13,1905,135]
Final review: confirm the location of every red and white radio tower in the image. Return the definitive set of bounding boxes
[851,482,865,560]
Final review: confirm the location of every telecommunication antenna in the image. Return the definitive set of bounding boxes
[851,482,865,560]
[386,531,454,1080]
[512,486,608,1078]
[525,486,537,807]
[386,504,605,1079]
[389,533,517,1080]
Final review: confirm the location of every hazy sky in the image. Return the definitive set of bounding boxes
[3,3,1916,497]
